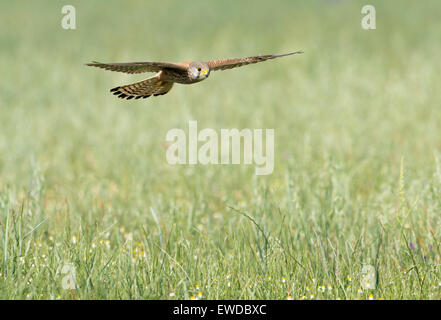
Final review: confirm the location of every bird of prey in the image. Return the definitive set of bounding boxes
[86,51,303,100]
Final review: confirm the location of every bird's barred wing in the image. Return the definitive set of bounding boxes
[206,51,303,71]
[86,61,187,74]
[110,76,174,100]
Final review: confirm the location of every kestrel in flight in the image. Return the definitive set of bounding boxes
[86,51,303,100]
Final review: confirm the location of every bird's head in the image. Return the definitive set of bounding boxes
[189,62,210,81]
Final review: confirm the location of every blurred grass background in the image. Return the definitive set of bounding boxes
[1,0,441,299]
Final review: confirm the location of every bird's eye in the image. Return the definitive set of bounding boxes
[197,68,201,72]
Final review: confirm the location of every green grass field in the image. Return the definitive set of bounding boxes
[1,0,441,299]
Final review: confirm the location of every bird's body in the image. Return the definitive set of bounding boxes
[159,62,210,84]
[86,51,302,99]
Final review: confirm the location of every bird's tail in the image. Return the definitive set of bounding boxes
[110,75,174,100]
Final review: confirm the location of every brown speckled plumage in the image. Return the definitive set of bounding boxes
[86,51,302,100]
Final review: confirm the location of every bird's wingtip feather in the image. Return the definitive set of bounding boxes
[85,61,101,66]
[272,51,304,58]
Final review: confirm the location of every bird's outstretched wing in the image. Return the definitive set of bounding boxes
[86,61,187,74]
[110,75,174,99]
[206,51,303,71]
